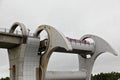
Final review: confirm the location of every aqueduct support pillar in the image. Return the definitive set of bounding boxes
[8,37,40,80]
[8,22,40,80]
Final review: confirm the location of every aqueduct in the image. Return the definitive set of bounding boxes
[0,22,117,80]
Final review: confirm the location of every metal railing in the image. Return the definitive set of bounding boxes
[0,28,34,36]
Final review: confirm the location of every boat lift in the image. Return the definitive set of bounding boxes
[34,25,117,80]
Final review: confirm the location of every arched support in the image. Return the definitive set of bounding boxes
[9,22,27,43]
[78,34,117,80]
[34,25,72,80]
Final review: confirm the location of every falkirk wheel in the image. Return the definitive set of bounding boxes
[0,22,117,80]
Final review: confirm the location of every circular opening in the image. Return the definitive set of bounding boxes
[39,30,48,41]
[83,38,95,45]
[86,54,92,58]
[82,38,95,59]
[38,30,49,55]
[13,26,22,35]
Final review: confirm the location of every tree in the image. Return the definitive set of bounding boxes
[0,77,9,80]
[92,72,120,80]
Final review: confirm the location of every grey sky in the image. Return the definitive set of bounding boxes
[0,0,120,78]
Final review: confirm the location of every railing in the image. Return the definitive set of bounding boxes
[0,28,34,36]
[66,37,94,45]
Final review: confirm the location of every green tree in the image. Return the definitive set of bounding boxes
[92,72,120,80]
[0,77,9,80]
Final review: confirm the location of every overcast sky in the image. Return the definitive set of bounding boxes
[0,0,120,78]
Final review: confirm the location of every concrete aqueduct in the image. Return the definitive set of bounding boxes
[0,22,117,80]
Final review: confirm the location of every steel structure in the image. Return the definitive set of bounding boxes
[0,22,117,80]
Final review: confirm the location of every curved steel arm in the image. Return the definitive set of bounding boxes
[80,34,117,57]
[78,34,117,80]
[34,25,72,51]
[9,22,27,43]
[34,25,72,80]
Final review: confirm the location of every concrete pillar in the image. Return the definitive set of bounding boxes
[8,37,40,80]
